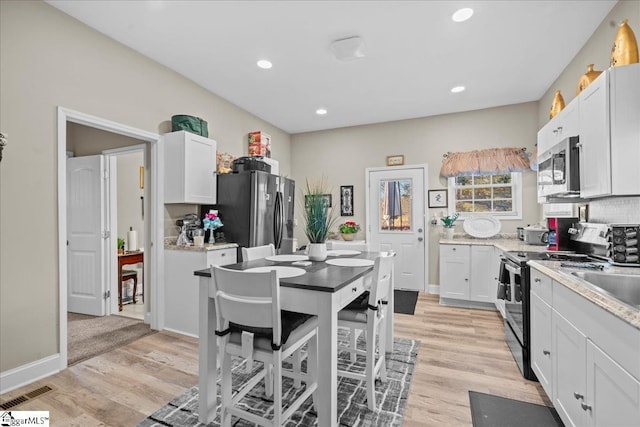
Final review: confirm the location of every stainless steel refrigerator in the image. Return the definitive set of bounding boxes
[207,171,295,260]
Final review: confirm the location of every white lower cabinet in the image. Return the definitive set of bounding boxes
[552,310,587,427]
[529,266,640,427]
[164,248,236,336]
[439,244,497,307]
[494,248,506,318]
[586,341,640,427]
[530,292,553,398]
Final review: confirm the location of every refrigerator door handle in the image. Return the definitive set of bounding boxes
[274,191,283,250]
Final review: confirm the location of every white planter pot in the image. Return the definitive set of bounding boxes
[444,227,455,240]
[308,242,328,261]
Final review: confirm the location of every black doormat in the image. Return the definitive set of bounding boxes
[394,290,418,315]
[469,391,564,427]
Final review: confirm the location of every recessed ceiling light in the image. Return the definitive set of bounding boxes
[316,108,328,115]
[257,59,272,69]
[451,86,466,93]
[452,8,474,22]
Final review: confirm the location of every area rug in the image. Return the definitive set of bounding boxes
[67,312,156,366]
[469,391,564,427]
[394,290,419,315]
[138,337,420,427]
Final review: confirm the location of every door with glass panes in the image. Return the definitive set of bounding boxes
[367,166,427,291]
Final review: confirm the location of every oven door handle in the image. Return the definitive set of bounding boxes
[505,263,521,276]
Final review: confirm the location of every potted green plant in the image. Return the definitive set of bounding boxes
[339,220,360,241]
[441,213,459,239]
[117,237,125,254]
[302,178,336,261]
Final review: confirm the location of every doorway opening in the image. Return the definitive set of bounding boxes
[57,107,163,370]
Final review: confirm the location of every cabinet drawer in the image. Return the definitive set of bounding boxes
[440,244,470,258]
[530,268,552,304]
[338,277,367,309]
[207,248,236,267]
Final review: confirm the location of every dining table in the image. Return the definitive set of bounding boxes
[193,251,395,427]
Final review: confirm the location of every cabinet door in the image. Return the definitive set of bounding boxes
[439,258,469,299]
[531,293,553,399]
[164,131,217,204]
[553,310,587,427]
[439,246,470,300]
[585,341,640,427]
[469,245,494,302]
[579,72,611,198]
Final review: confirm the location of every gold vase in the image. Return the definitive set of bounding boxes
[611,19,639,67]
[576,64,603,95]
[549,90,565,119]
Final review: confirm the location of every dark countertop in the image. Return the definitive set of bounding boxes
[194,252,378,293]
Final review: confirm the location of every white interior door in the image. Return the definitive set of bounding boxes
[367,166,427,291]
[67,155,107,315]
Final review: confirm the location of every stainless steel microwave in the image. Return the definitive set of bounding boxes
[538,136,581,198]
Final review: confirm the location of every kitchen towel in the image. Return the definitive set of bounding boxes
[127,228,138,251]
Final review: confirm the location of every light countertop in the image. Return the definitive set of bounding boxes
[164,237,238,252]
[439,234,640,330]
[439,235,552,253]
[528,260,640,330]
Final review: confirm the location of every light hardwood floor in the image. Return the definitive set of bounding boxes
[1,293,547,426]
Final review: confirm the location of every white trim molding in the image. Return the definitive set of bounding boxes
[0,355,61,394]
[57,107,163,377]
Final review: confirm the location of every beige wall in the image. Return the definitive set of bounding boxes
[291,102,541,285]
[538,1,640,127]
[0,0,290,372]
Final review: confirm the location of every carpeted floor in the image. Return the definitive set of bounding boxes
[394,290,419,315]
[138,337,420,427]
[469,391,564,427]
[67,312,156,366]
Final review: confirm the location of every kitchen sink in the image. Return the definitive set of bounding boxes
[572,271,640,309]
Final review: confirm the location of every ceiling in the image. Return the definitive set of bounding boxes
[47,1,617,134]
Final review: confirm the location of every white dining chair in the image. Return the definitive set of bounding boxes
[337,251,395,411]
[211,265,318,426]
[241,244,275,262]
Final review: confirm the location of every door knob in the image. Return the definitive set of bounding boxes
[543,350,550,356]
[418,237,423,242]
[581,402,592,412]
[574,392,584,400]
[418,228,423,233]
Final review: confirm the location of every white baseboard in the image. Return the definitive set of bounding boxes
[428,284,440,294]
[0,354,61,395]
[162,327,198,339]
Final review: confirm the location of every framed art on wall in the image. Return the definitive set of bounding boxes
[386,155,404,166]
[340,185,354,216]
[428,189,447,208]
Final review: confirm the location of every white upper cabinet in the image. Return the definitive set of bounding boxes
[538,96,580,155]
[163,131,217,204]
[578,63,640,198]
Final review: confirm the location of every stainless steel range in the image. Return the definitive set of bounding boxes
[497,251,605,380]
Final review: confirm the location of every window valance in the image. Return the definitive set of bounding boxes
[440,147,531,177]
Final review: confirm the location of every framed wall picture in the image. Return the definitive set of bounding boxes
[386,155,404,166]
[428,189,448,208]
[340,185,354,216]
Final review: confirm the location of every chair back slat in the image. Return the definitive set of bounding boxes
[211,266,281,342]
[241,243,276,261]
[368,252,395,307]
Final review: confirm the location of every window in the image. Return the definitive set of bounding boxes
[379,179,412,231]
[448,172,522,219]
